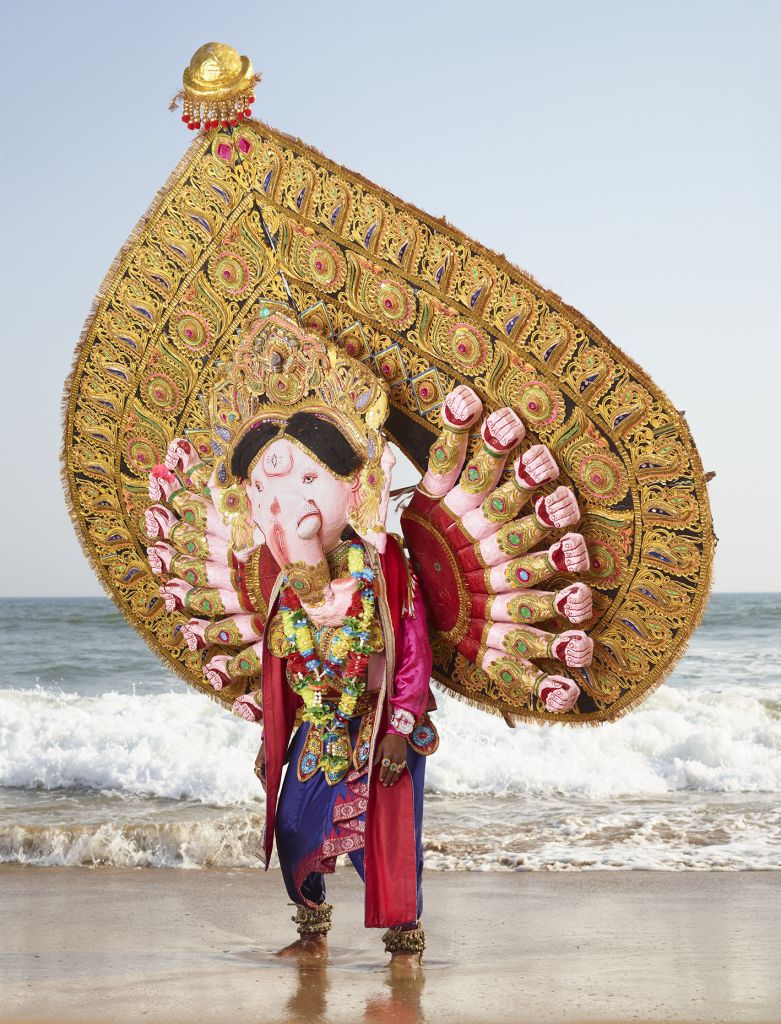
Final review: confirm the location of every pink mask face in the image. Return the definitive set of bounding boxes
[247,438,355,565]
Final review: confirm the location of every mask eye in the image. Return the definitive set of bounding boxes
[254,480,263,492]
[302,472,317,485]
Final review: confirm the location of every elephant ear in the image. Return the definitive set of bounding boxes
[62,47,714,719]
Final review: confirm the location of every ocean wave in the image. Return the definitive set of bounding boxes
[2,682,781,803]
[2,801,778,870]
[0,814,263,868]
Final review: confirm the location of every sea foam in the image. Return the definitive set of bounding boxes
[2,681,780,804]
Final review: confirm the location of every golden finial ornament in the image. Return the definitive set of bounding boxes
[173,42,261,131]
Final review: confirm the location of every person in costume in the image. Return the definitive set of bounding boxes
[144,310,596,965]
[62,42,715,970]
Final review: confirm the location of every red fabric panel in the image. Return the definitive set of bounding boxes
[261,602,300,869]
[364,536,419,927]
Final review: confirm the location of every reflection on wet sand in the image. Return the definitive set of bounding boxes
[279,961,425,1024]
[363,966,425,1024]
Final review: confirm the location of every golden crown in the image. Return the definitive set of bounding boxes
[209,311,389,488]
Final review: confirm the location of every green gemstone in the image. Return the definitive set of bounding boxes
[260,307,271,318]
[515,640,528,654]
[521,606,531,619]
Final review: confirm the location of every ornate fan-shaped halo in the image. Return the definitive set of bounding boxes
[61,43,714,724]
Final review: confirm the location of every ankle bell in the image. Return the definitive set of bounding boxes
[292,901,333,936]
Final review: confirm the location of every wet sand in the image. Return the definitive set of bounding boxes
[1,866,779,1023]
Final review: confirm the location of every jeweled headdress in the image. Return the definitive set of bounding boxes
[211,311,388,486]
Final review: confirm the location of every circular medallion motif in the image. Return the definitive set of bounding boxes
[372,277,416,330]
[585,536,623,589]
[126,436,160,474]
[143,372,181,414]
[211,250,252,297]
[518,380,564,430]
[447,323,489,372]
[306,241,345,291]
[174,311,213,352]
[577,451,628,504]
[411,723,436,752]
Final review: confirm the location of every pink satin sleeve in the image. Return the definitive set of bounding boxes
[387,589,433,734]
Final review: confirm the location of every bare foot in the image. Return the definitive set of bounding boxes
[275,935,329,960]
[389,950,423,973]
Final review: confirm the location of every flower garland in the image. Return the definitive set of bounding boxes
[280,542,377,777]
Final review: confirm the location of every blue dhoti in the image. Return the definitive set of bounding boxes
[275,716,426,924]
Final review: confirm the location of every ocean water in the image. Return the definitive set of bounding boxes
[1,594,779,871]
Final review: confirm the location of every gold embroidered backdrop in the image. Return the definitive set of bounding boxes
[62,117,715,724]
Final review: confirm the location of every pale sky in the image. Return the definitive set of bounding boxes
[0,0,778,595]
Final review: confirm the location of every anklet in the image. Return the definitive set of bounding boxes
[292,902,333,936]
[382,922,425,955]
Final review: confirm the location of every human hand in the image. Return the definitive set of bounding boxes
[181,618,208,651]
[373,733,409,787]
[535,487,581,529]
[554,582,593,624]
[203,654,231,690]
[254,741,266,791]
[443,385,483,430]
[482,408,525,453]
[516,445,560,489]
[549,533,590,573]
[537,675,580,712]
[552,630,594,667]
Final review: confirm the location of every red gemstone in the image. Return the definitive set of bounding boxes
[243,108,252,117]
[237,111,245,119]
[187,123,195,130]
[210,119,218,129]
[181,114,190,123]
[248,95,255,103]
[221,120,228,128]
[191,121,201,129]
[229,118,238,126]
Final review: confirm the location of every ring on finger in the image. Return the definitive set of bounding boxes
[382,757,391,768]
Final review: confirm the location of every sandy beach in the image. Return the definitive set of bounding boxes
[2,866,779,1024]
